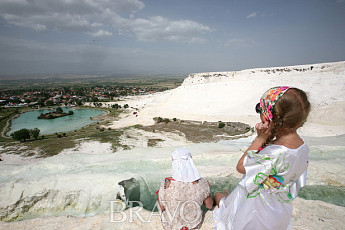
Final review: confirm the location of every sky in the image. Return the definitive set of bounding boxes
[0,0,345,76]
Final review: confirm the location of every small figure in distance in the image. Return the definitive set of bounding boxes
[213,86,311,230]
[157,147,213,230]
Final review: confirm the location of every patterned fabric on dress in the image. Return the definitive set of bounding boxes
[213,143,309,230]
[159,178,210,230]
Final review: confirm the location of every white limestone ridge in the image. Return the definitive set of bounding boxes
[107,60,345,136]
[154,61,343,134]
[183,61,345,86]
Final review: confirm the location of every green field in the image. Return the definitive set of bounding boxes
[0,74,185,91]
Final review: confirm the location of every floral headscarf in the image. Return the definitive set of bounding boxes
[260,86,290,121]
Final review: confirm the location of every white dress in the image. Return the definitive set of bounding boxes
[213,143,309,230]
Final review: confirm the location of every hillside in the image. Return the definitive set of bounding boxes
[109,61,345,137]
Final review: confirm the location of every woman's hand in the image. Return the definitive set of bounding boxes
[255,121,272,142]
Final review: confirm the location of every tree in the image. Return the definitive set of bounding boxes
[30,128,40,140]
[93,102,102,107]
[37,99,45,107]
[11,128,31,142]
[56,107,63,113]
[218,122,225,128]
[124,104,129,109]
[46,100,54,106]
[76,99,83,106]
[112,104,120,109]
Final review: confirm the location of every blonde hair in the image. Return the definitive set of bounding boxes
[262,88,311,148]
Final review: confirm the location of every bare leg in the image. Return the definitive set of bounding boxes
[214,192,227,207]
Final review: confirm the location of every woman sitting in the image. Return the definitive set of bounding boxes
[157,147,213,230]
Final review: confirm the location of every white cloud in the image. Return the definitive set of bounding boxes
[0,0,211,43]
[32,24,47,32]
[246,12,257,19]
[127,16,211,43]
[0,0,144,33]
[91,22,103,27]
[224,38,247,48]
[91,29,113,37]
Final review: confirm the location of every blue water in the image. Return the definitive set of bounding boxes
[8,108,106,135]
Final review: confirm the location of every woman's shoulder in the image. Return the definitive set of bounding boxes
[269,141,308,152]
[198,177,209,184]
[272,134,306,150]
[195,178,210,188]
[255,144,291,158]
[260,142,308,161]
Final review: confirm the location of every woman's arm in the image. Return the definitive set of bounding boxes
[157,195,165,211]
[236,121,271,174]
